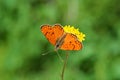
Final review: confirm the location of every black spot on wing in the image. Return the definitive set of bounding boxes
[51,32,54,35]
[44,31,50,36]
[72,44,75,50]
[68,41,75,50]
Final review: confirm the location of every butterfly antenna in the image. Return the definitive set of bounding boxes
[41,50,54,56]
[41,49,63,62]
[56,51,64,62]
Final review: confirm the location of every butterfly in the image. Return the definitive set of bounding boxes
[40,24,82,51]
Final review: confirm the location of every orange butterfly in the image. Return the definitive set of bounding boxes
[40,24,82,51]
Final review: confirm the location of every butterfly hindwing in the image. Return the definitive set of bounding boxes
[60,33,82,50]
[41,24,64,45]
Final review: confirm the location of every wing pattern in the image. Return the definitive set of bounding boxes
[41,24,64,45]
[60,33,82,50]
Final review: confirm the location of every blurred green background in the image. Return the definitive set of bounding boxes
[0,0,120,80]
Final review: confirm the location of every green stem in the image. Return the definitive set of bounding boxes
[61,51,69,80]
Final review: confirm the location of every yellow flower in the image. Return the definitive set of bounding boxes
[63,25,85,42]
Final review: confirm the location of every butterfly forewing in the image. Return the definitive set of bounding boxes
[41,24,64,45]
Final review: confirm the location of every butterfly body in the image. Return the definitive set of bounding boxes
[41,24,82,50]
[55,33,67,51]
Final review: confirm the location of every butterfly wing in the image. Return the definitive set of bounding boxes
[41,24,64,45]
[60,33,82,50]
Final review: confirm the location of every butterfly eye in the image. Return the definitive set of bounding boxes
[55,43,60,50]
[56,44,59,47]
